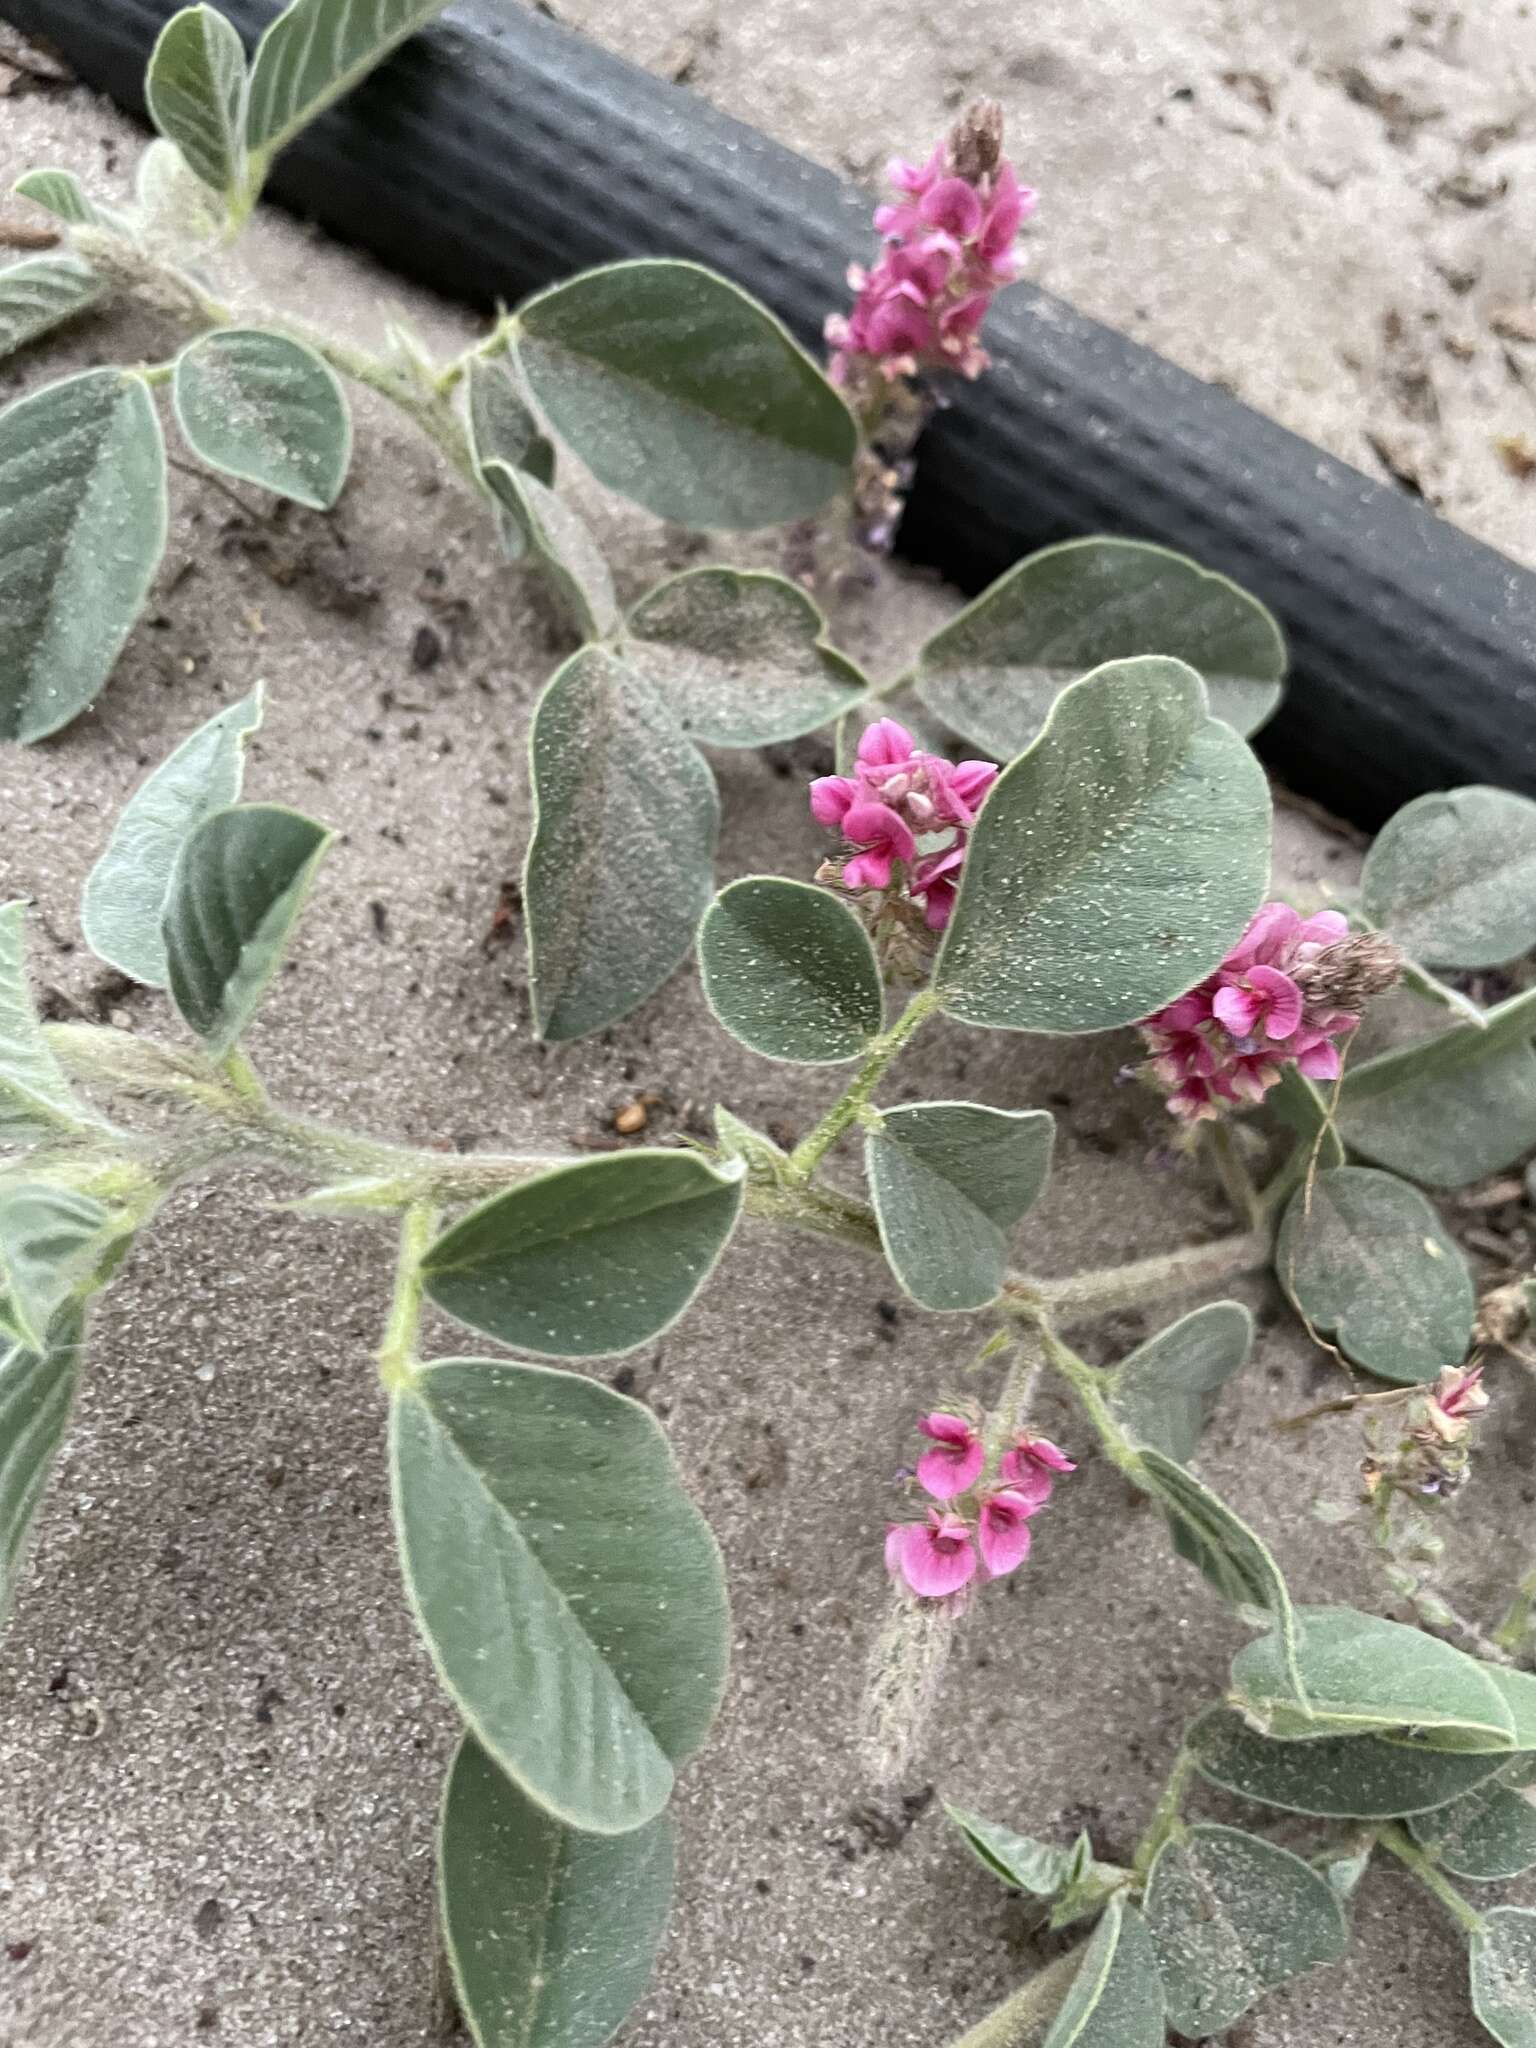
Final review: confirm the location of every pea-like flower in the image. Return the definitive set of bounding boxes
[885,1510,978,1597]
[915,1411,985,1499]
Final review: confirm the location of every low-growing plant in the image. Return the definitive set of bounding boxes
[8,6,1536,2044]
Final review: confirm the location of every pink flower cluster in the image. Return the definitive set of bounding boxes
[811,717,997,930]
[1137,903,1365,1123]
[826,136,1034,386]
[885,1412,1074,1598]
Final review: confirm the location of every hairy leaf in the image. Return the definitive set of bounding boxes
[1472,1908,1536,2048]
[421,1150,744,1359]
[162,803,332,1054]
[1231,1606,1516,1750]
[1363,787,1536,970]
[0,1309,84,1630]
[146,5,248,196]
[914,537,1286,755]
[481,462,616,639]
[524,647,717,1042]
[1276,1166,1474,1383]
[13,170,100,227]
[174,328,350,508]
[623,567,867,746]
[82,687,264,986]
[392,1358,728,1831]
[0,257,103,362]
[1107,1302,1253,1463]
[0,902,97,1137]
[514,260,855,527]
[945,1804,1077,1896]
[936,658,1269,1033]
[1410,1771,1536,1881]
[1487,1666,1536,1750]
[1144,1823,1347,2036]
[865,1101,1054,1311]
[698,877,882,1063]
[245,0,450,164]
[1042,1897,1165,2048]
[1188,1705,1506,1818]
[0,368,166,741]
[0,1186,111,1352]
[438,1734,675,2048]
[466,357,555,486]
[1338,1034,1536,1190]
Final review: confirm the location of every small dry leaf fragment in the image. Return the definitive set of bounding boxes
[1496,433,1536,480]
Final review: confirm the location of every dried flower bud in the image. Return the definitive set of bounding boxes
[946,98,1006,183]
[1292,933,1404,1013]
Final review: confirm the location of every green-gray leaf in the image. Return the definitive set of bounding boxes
[1231,1606,1516,1750]
[421,1150,744,1359]
[245,0,450,164]
[438,1734,675,2048]
[13,170,100,227]
[1107,1302,1253,1463]
[1043,1897,1166,2048]
[0,257,103,362]
[162,803,332,1054]
[1473,1908,1536,2047]
[173,328,350,509]
[1276,1166,1474,1383]
[1144,1823,1347,2036]
[1188,1705,1507,1818]
[1487,1666,1536,1750]
[1410,1770,1536,1881]
[0,368,166,742]
[524,647,717,1042]
[623,567,867,746]
[0,902,96,1137]
[1339,1033,1536,1190]
[697,877,882,1064]
[146,6,248,197]
[392,1357,727,1831]
[466,356,554,486]
[0,1186,111,1352]
[82,686,264,987]
[936,657,1270,1033]
[913,536,1287,756]
[1363,787,1536,970]
[865,1100,1054,1311]
[945,1803,1076,1896]
[513,259,855,528]
[1265,1065,1347,1170]
[481,463,616,639]
[0,1309,84,1630]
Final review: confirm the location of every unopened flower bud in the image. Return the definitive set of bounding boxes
[946,98,1006,183]
[1292,933,1404,1013]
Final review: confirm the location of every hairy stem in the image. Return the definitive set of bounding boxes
[376,1203,440,1391]
[1376,1824,1487,1936]
[1494,1565,1536,1656]
[945,1949,1084,2048]
[1024,1318,1142,1479]
[1024,1230,1271,1325]
[787,986,942,1181]
[1132,1747,1195,1880]
[1207,1120,1265,1230]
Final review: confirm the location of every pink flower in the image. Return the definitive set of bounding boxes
[1211,963,1304,1042]
[977,1489,1036,1577]
[840,801,916,889]
[999,1433,1076,1506]
[913,846,965,930]
[810,718,996,919]
[915,1411,985,1499]
[809,774,858,829]
[885,1511,977,1597]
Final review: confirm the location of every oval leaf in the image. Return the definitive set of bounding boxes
[466,356,554,486]
[1043,1897,1166,2048]
[174,328,350,509]
[1145,1823,1347,2036]
[945,1803,1076,1897]
[1487,1666,1536,1750]
[392,1358,728,1831]
[514,259,855,528]
[481,462,616,639]
[421,1150,744,1359]
[1231,1605,1516,1750]
[1363,787,1536,970]
[0,1185,112,1353]
[623,567,867,746]
[162,803,332,1055]
[1338,1034,1536,1191]
[524,647,718,1043]
[0,368,167,742]
[13,170,100,228]
[697,877,883,1064]
[439,1734,675,2048]
[0,1310,84,1631]
[1188,1705,1506,1819]
[865,1100,1054,1312]
[146,5,248,197]
[0,256,103,362]
[1473,1908,1536,2047]
[245,0,450,163]
[1276,1166,1474,1383]
[1107,1302,1253,1464]
[1410,1772,1536,1881]
[914,537,1286,756]
[0,902,97,1137]
[82,686,264,987]
[936,658,1270,1033]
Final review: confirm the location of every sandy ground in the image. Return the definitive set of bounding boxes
[0,13,1535,2048]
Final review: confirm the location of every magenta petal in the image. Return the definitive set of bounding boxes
[1212,983,1262,1036]
[1296,909,1349,948]
[1226,902,1299,969]
[890,1517,977,1598]
[919,177,984,240]
[949,759,999,806]
[1296,1038,1342,1081]
[1247,965,1304,1039]
[1027,1437,1075,1474]
[977,1492,1034,1578]
[996,1451,1053,1506]
[809,775,858,828]
[842,801,917,863]
[856,717,918,770]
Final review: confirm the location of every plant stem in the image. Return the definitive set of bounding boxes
[1023,1317,1143,1479]
[376,1202,440,1391]
[1025,1230,1271,1324]
[1132,1747,1195,1880]
[1376,1824,1487,1936]
[787,986,941,1181]
[1494,1565,1536,1655]
[945,1948,1084,2048]
[1207,1121,1265,1230]
[981,1333,1040,1466]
